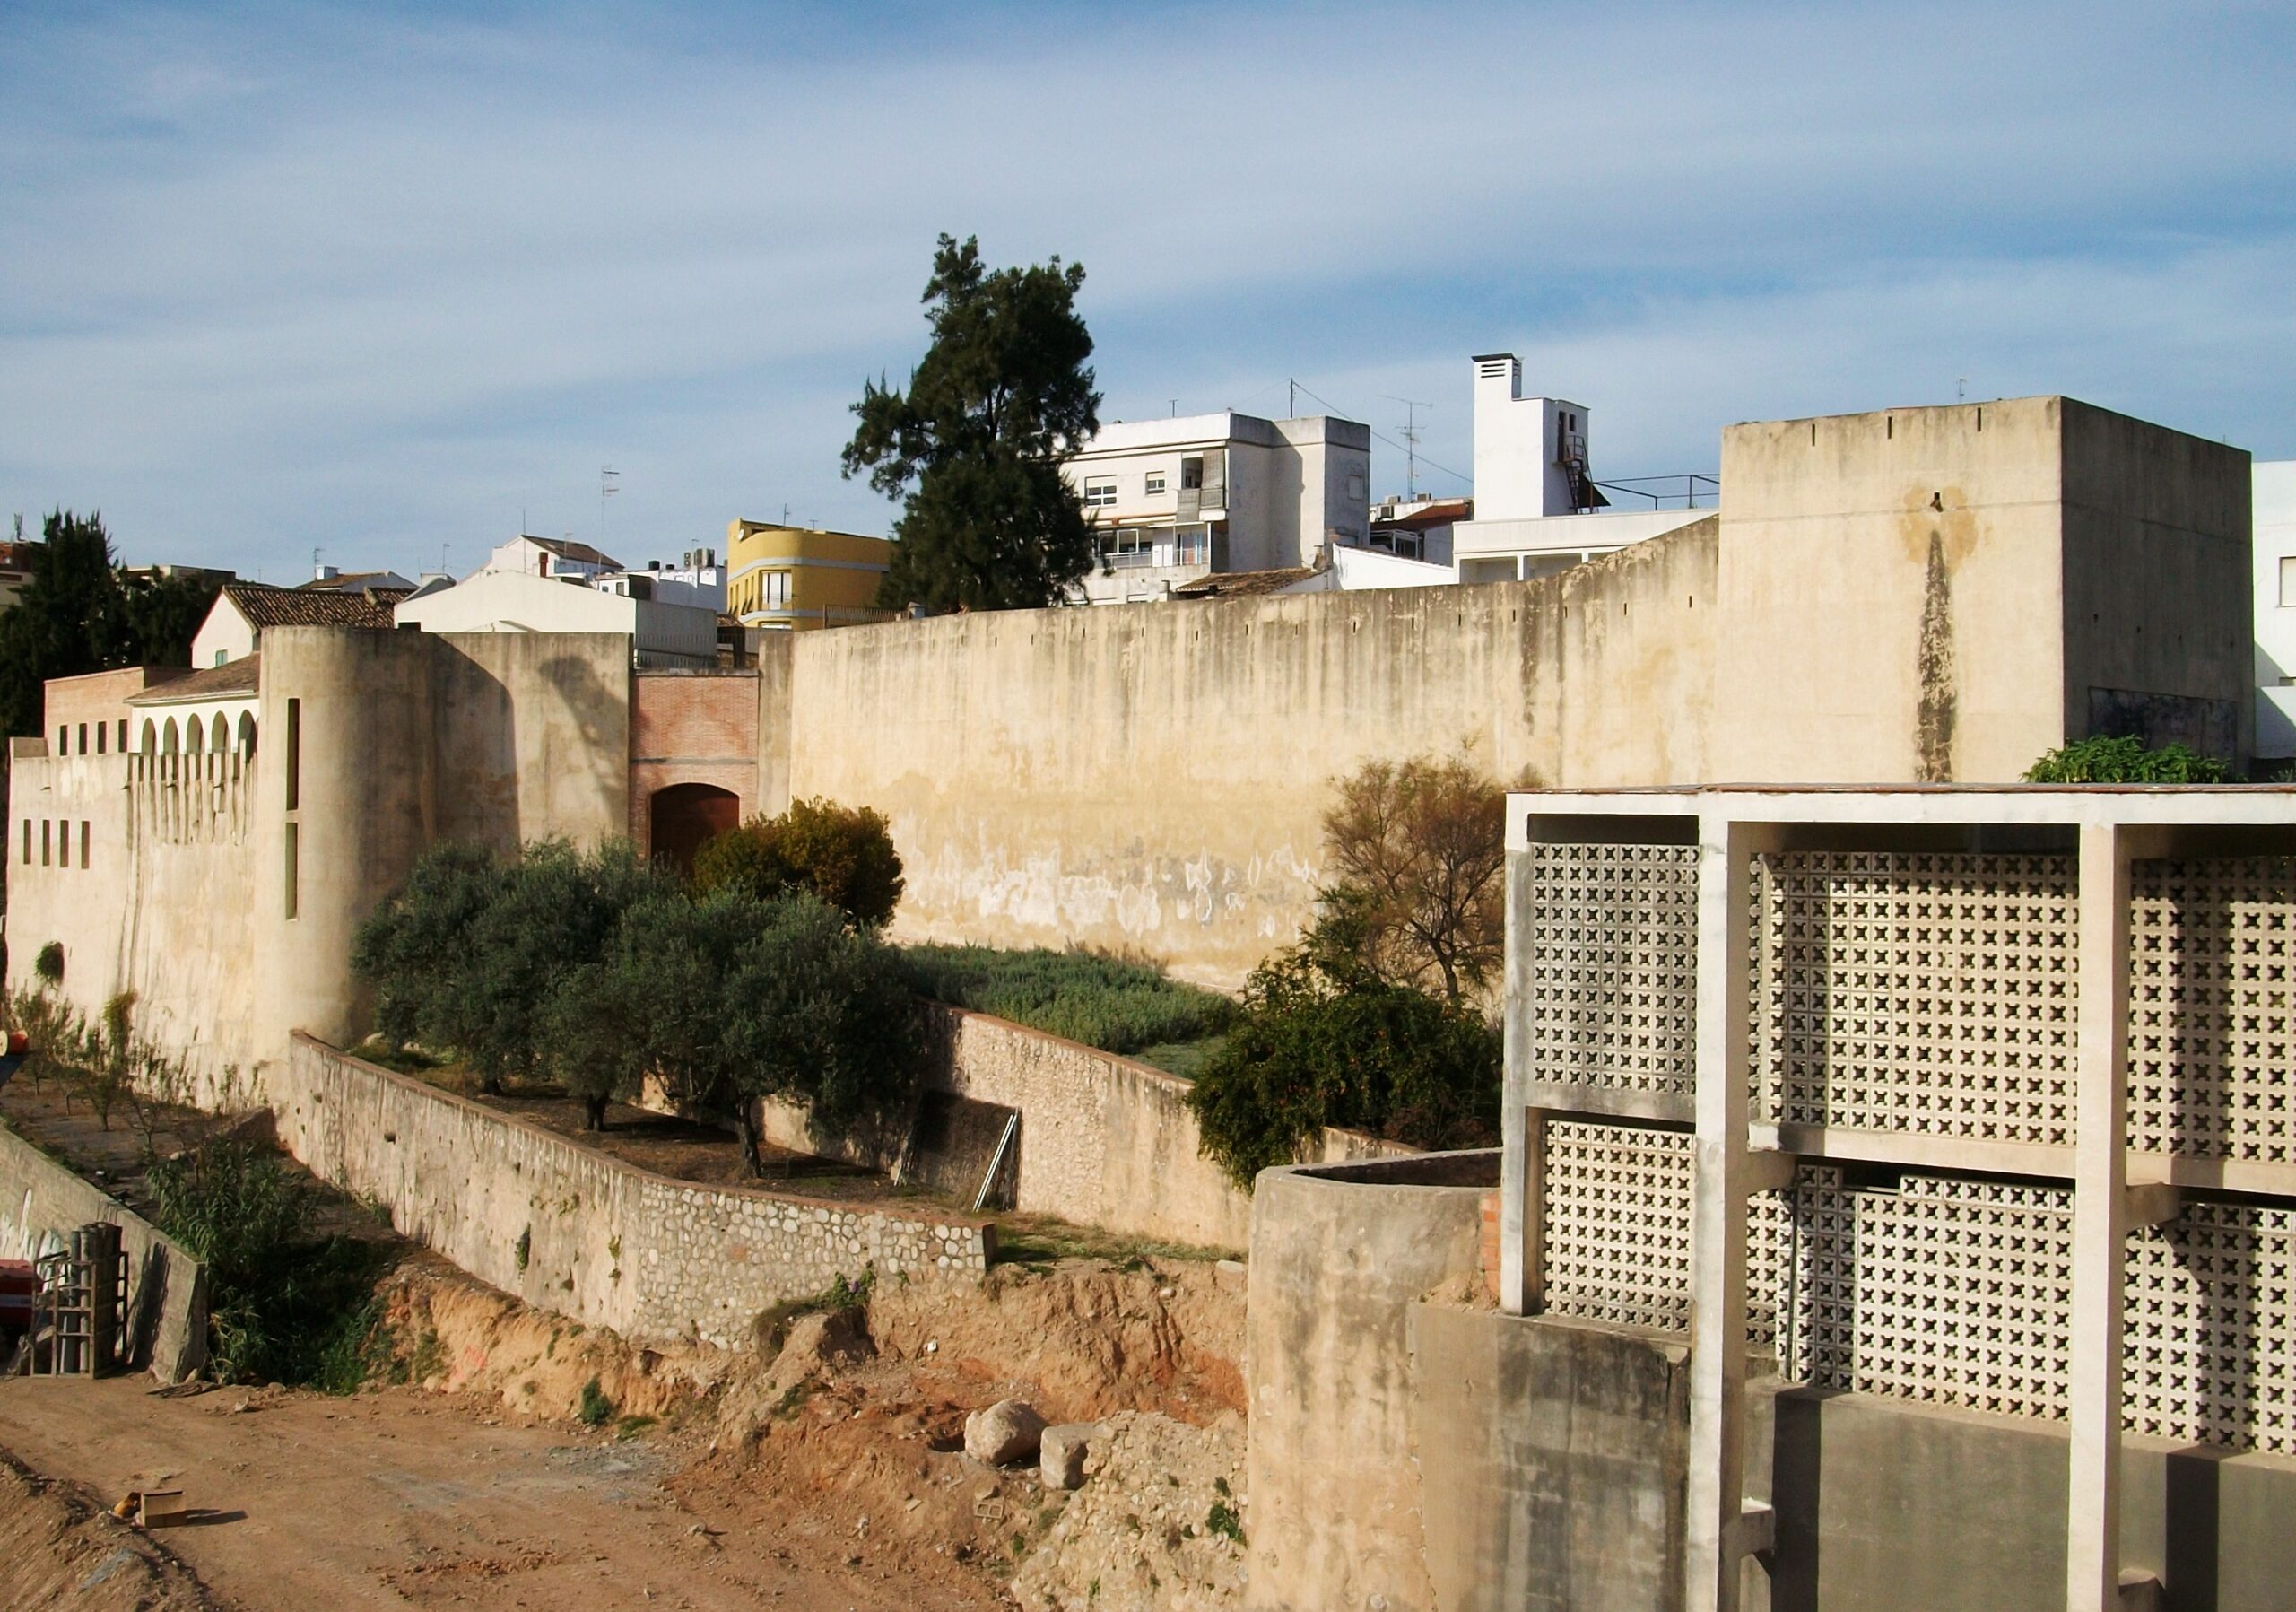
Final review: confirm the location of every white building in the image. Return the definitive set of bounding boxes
[122,657,261,755]
[2254,459,2296,759]
[483,534,622,584]
[191,580,405,668]
[1061,412,1372,605]
[596,546,727,613]
[1448,353,1715,583]
[394,569,718,668]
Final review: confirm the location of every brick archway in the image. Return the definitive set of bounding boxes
[648,782,741,876]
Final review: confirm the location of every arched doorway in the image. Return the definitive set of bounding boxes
[649,783,741,876]
[237,711,257,756]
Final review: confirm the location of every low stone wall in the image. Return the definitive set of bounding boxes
[0,1120,208,1383]
[271,1034,993,1348]
[758,1006,1414,1252]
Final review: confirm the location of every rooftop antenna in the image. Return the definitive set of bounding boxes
[1958,378,1968,402]
[439,543,450,574]
[311,545,323,577]
[1170,399,1178,417]
[782,502,791,525]
[1381,396,1432,500]
[600,466,619,547]
[1289,379,1296,417]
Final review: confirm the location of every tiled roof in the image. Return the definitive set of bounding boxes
[125,654,261,705]
[298,571,407,592]
[1171,567,1318,599]
[526,536,621,568]
[220,580,405,630]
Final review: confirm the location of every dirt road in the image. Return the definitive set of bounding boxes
[0,1375,1000,1611]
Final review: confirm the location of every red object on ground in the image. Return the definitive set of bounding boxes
[0,1259,37,1330]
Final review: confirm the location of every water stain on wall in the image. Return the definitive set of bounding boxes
[1904,488,1978,783]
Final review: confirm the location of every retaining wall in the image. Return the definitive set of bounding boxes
[271,1034,992,1348]
[0,1120,208,1383]
[759,1006,1415,1252]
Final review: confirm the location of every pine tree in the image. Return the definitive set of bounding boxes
[843,234,1100,612]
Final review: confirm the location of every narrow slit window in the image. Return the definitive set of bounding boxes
[79,821,89,868]
[20,820,29,865]
[284,698,301,810]
[117,719,127,752]
[77,723,88,754]
[41,821,51,866]
[284,821,300,919]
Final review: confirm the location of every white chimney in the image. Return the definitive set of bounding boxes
[314,562,338,582]
[1470,352,1593,519]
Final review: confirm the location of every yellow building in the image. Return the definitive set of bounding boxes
[725,520,896,631]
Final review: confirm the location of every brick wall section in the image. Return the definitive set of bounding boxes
[0,1120,209,1383]
[272,1033,991,1348]
[628,670,760,851]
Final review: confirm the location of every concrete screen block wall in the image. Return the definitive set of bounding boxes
[0,1121,209,1383]
[271,1035,991,1347]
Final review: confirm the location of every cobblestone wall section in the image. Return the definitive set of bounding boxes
[272,1033,989,1347]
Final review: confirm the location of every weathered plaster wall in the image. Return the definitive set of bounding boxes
[1714,398,2074,784]
[1244,1152,1495,1612]
[0,1120,209,1383]
[41,666,186,756]
[272,1035,990,1347]
[2057,399,2254,761]
[4,748,261,1097]
[629,670,761,849]
[777,528,1717,988]
[1711,396,2254,784]
[427,629,631,855]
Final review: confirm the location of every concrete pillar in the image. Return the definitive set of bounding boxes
[1685,814,1777,1612]
[1500,1104,1546,1316]
[2066,822,2135,1611]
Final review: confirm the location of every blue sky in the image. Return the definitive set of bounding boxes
[3,1,2292,579]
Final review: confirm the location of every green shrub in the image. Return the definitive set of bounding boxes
[691,797,904,929]
[578,1377,614,1426]
[353,840,668,1093]
[900,944,1237,1055]
[144,1139,388,1389]
[1185,923,1500,1191]
[33,941,63,985]
[2023,736,2231,784]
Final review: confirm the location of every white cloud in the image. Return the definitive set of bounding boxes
[1,2,2290,576]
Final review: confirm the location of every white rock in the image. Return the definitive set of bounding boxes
[964,1399,1048,1466]
[1040,1422,1099,1490]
